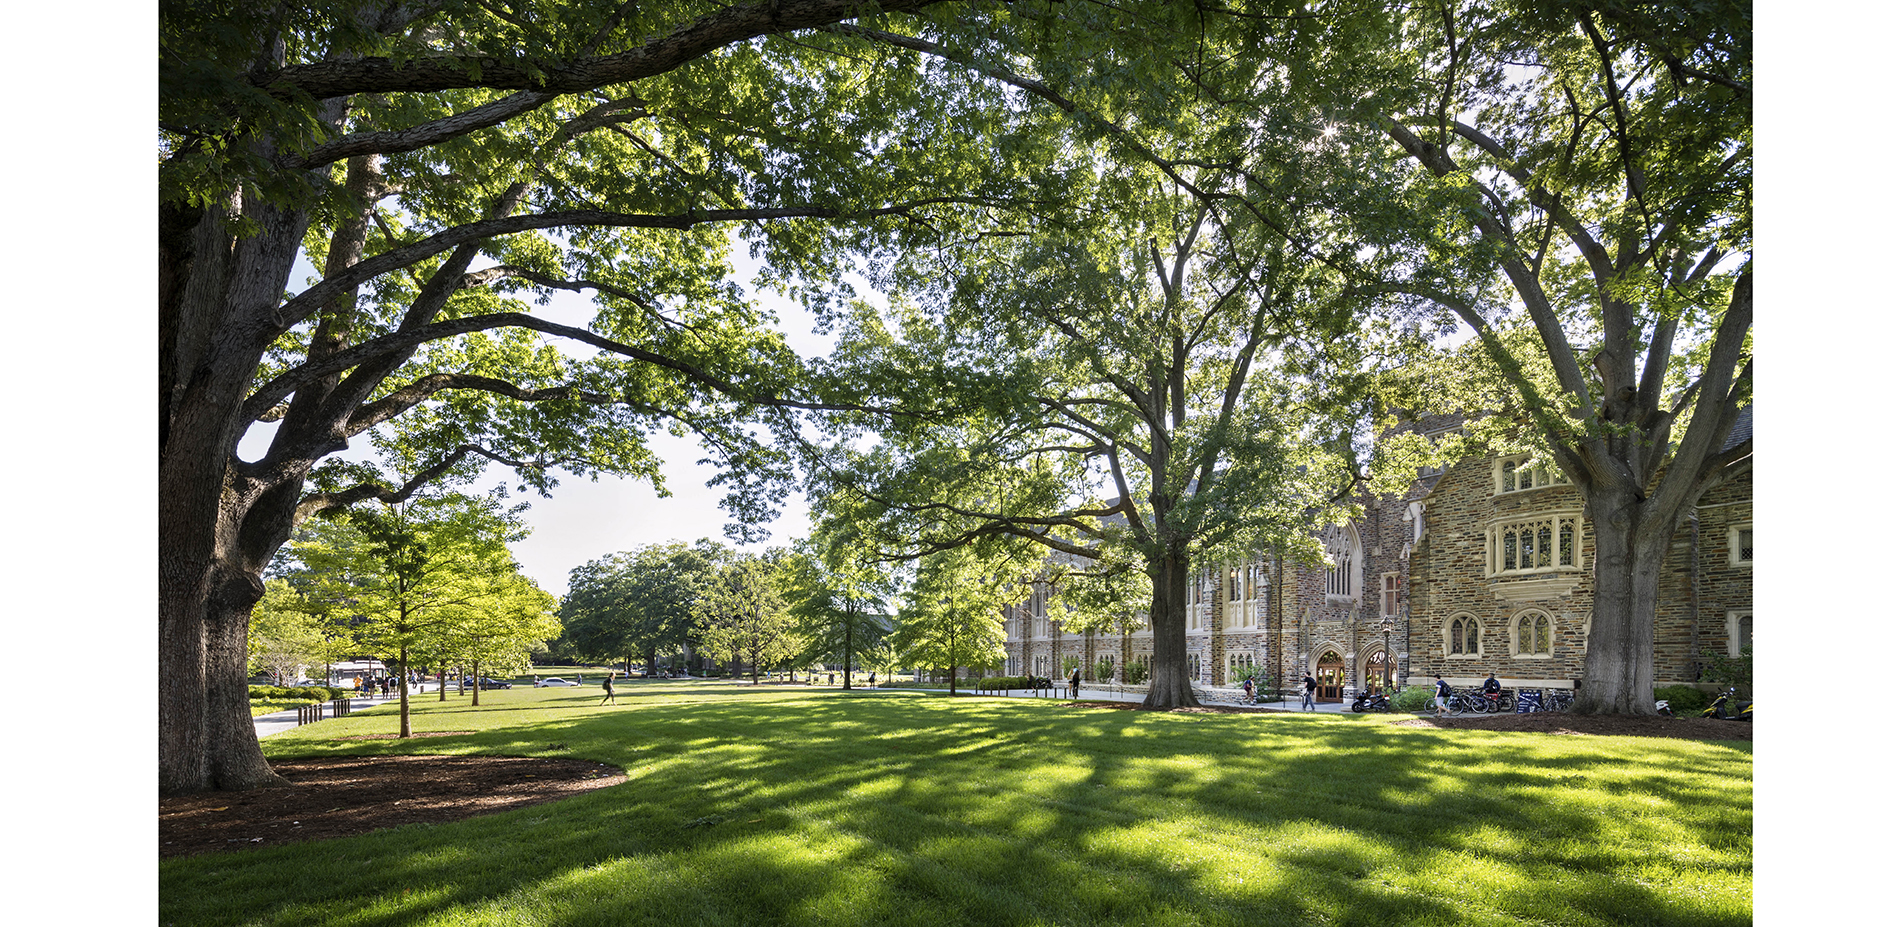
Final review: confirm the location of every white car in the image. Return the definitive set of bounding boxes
[535,677,578,687]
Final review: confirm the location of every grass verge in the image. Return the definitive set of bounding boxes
[164,682,1751,927]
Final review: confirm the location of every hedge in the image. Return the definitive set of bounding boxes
[247,685,350,702]
[1654,685,1711,715]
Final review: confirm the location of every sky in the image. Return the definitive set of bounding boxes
[237,245,842,597]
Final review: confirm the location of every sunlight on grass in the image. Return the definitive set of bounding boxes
[163,683,1752,926]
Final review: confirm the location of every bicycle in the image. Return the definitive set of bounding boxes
[1467,687,1506,713]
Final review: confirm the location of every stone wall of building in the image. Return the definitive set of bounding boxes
[1405,453,1752,692]
[998,409,1750,701]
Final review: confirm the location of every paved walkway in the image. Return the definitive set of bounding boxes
[256,681,1406,738]
[254,690,424,739]
[875,683,1367,713]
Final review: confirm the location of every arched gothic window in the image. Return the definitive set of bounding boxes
[1445,614,1481,657]
[1511,609,1555,657]
[1323,523,1362,602]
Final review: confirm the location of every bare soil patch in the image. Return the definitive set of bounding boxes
[159,754,624,859]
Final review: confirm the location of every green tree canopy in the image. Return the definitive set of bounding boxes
[246,578,354,683]
[887,547,1010,696]
[1325,0,1752,713]
[559,540,727,672]
[158,0,1071,792]
[289,491,554,735]
[693,552,802,684]
[807,159,1364,708]
[779,515,900,687]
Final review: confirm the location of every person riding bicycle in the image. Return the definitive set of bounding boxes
[1479,673,1502,708]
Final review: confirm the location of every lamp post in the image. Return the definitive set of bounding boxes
[1379,617,1394,692]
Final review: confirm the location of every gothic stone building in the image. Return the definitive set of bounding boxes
[1003,409,1752,702]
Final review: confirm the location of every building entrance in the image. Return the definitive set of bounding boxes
[1316,650,1345,702]
[1363,649,1390,693]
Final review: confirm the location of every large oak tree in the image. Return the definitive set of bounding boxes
[809,164,1364,709]
[158,0,1057,792]
[1335,0,1752,714]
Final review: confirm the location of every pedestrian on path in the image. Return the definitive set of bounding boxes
[1301,673,1317,711]
[600,672,617,706]
[1433,675,1452,717]
[1069,667,1081,699]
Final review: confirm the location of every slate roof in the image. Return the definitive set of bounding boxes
[1721,404,1753,454]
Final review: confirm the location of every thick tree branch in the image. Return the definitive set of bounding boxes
[278,91,561,169]
[255,0,946,100]
[244,309,908,430]
[273,197,1003,334]
[293,442,581,524]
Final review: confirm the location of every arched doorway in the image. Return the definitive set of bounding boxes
[1316,649,1345,702]
[1363,648,1390,694]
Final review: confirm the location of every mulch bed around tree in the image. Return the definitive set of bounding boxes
[164,705,1745,860]
[159,754,625,859]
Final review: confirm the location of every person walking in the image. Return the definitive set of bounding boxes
[600,672,617,706]
[1242,677,1255,703]
[1301,673,1317,711]
[1433,675,1453,717]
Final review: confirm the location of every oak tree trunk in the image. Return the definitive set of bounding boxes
[1574,493,1672,715]
[159,196,316,795]
[1141,543,1200,709]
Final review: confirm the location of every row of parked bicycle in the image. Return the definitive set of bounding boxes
[1347,684,1751,720]
[1348,685,1575,714]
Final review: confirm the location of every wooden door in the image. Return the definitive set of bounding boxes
[1317,650,1345,702]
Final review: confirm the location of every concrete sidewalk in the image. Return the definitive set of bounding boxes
[879,683,1365,713]
[254,690,422,739]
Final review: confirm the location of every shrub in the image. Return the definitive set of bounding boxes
[975,676,1034,691]
[248,685,344,703]
[1700,648,1752,696]
[1123,661,1150,685]
[1391,686,1433,712]
[1654,685,1709,715]
[1093,656,1115,681]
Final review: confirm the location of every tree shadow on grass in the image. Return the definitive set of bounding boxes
[177,690,1751,927]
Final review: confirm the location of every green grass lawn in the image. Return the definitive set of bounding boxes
[162,683,1751,927]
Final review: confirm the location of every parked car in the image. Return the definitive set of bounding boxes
[459,676,513,689]
[536,677,577,687]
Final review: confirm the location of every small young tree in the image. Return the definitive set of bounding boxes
[292,492,547,737]
[887,549,1010,697]
[780,521,896,690]
[246,579,351,684]
[693,554,801,685]
[439,572,560,706]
